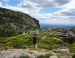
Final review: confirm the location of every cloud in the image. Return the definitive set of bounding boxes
[23,0,70,7]
[37,2,57,7]
[55,0,70,5]
[61,9,75,16]
[39,16,75,25]
[17,0,72,17]
[0,2,2,7]
[55,0,75,14]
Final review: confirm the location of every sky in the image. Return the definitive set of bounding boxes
[0,0,75,25]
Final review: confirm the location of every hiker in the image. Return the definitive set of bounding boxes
[33,31,39,48]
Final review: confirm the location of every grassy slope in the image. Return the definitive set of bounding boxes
[0,30,75,53]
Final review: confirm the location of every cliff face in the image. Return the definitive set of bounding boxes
[0,7,40,37]
[32,18,40,28]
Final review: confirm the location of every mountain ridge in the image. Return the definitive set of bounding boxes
[0,7,40,37]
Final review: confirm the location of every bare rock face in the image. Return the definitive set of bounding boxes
[0,7,40,37]
[32,18,40,28]
[0,49,71,58]
[0,49,48,58]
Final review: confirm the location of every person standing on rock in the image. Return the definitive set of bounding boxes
[33,31,39,48]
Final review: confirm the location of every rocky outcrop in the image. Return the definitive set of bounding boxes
[0,49,49,58]
[0,7,40,37]
[32,18,40,28]
[0,49,71,58]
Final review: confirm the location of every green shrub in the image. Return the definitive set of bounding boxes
[19,55,30,58]
[36,55,45,58]
[2,34,33,49]
[72,54,75,58]
[36,54,50,58]
[45,54,50,58]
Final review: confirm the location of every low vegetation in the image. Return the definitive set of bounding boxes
[19,55,30,58]
[0,29,75,53]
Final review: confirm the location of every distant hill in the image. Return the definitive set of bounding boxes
[40,24,75,30]
[0,7,40,37]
